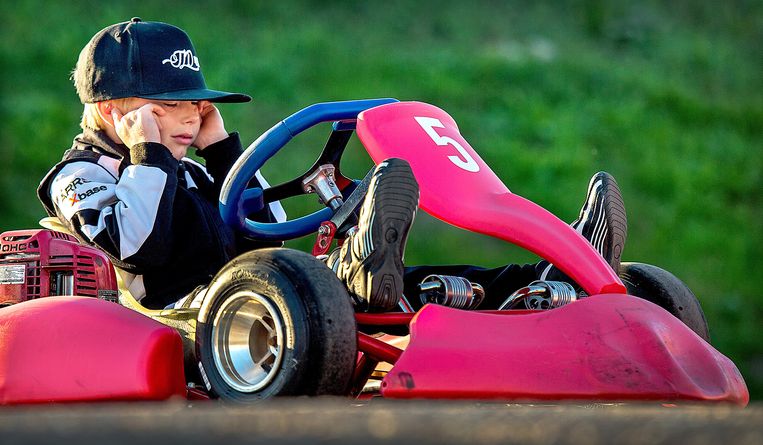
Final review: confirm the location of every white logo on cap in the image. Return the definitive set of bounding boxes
[162,50,200,71]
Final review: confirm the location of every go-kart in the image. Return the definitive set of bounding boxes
[0,99,749,406]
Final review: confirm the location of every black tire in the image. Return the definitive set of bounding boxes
[195,248,357,403]
[618,262,710,342]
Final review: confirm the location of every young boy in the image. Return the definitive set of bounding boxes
[37,18,283,309]
[38,18,627,312]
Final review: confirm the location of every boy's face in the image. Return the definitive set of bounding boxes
[122,98,203,159]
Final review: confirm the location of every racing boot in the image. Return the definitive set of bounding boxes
[538,171,628,283]
[327,158,420,311]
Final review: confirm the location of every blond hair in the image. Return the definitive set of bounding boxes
[79,98,133,131]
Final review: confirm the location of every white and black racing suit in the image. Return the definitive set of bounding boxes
[38,129,284,309]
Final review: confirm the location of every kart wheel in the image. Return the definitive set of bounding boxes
[619,262,710,342]
[195,248,356,403]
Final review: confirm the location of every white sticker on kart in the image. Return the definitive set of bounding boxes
[0,264,25,284]
[198,361,212,391]
[415,116,480,172]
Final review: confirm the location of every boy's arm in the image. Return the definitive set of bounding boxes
[195,133,287,224]
[192,101,242,193]
[49,145,179,272]
[195,131,244,193]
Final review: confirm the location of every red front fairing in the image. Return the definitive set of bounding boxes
[356,101,747,405]
[0,297,186,404]
[356,102,625,296]
[381,295,748,406]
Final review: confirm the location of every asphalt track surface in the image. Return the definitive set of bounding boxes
[0,399,760,445]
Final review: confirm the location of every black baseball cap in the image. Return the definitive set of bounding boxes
[75,18,251,104]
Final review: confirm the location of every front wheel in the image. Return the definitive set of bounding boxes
[619,262,710,342]
[195,248,357,403]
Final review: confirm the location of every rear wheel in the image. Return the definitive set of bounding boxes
[195,248,357,403]
[619,262,710,342]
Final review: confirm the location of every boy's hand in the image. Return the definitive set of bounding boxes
[112,104,164,148]
[194,101,228,150]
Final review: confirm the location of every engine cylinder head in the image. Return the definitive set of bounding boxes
[419,275,485,310]
[499,280,578,310]
[525,280,577,309]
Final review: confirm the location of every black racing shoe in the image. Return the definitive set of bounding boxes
[327,158,419,311]
[538,171,628,282]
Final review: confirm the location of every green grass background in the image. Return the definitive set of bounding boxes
[1,0,761,399]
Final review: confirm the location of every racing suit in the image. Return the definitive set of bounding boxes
[37,129,283,309]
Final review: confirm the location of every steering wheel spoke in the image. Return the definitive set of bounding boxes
[219,99,399,240]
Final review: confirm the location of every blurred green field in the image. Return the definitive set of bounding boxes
[1,0,761,399]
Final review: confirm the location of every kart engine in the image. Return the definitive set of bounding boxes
[0,229,118,306]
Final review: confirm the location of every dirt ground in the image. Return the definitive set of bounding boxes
[0,399,760,445]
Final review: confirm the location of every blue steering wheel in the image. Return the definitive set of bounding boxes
[219,98,398,241]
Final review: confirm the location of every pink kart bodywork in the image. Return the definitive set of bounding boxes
[354,101,748,406]
[0,297,186,404]
[381,296,747,404]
